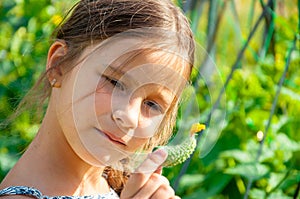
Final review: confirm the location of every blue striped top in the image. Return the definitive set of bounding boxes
[0,186,120,199]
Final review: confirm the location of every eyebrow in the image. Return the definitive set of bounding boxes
[103,64,177,103]
[104,64,125,77]
[101,64,133,82]
[156,88,176,107]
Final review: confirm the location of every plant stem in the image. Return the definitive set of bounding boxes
[173,1,266,192]
[266,169,291,197]
[244,34,298,199]
[183,0,193,13]
[294,181,300,199]
[191,0,226,87]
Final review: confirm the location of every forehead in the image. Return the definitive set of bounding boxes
[83,36,191,77]
[75,37,190,97]
[120,50,188,74]
[109,50,189,95]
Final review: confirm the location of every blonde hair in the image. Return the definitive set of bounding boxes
[14,0,195,195]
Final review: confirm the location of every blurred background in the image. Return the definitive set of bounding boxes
[0,0,299,198]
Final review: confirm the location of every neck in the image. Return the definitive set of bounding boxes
[0,97,110,196]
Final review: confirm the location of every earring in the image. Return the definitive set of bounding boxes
[50,78,57,87]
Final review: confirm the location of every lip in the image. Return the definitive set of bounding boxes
[94,128,127,146]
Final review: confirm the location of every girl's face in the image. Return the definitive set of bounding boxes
[95,52,175,150]
[54,38,188,169]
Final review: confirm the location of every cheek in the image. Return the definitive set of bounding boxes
[95,92,112,115]
[126,137,149,152]
[134,114,164,138]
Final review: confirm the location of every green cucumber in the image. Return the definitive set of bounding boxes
[158,123,205,167]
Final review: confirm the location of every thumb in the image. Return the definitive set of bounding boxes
[154,166,163,175]
[134,148,167,174]
[121,149,167,198]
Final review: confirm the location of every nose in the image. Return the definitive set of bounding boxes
[112,98,141,131]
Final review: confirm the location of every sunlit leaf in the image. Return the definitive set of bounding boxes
[179,174,205,190]
[249,188,266,199]
[220,149,253,163]
[225,162,270,180]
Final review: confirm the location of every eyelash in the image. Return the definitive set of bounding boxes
[144,100,163,113]
[104,75,163,113]
[104,76,125,91]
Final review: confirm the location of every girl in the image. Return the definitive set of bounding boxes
[0,0,195,198]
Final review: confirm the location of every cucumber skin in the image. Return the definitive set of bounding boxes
[159,135,197,167]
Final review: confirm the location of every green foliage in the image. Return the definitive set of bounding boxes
[1,0,300,198]
[0,0,75,180]
[163,0,300,198]
[160,133,197,168]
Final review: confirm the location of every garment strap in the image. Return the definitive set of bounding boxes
[0,186,44,198]
[0,186,120,199]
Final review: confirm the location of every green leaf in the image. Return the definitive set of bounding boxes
[203,172,232,195]
[225,162,270,180]
[281,86,300,102]
[267,172,287,192]
[179,174,205,190]
[250,188,266,199]
[0,153,18,173]
[182,188,212,199]
[279,170,300,190]
[267,190,292,199]
[220,149,253,163]
[274,133,300,152]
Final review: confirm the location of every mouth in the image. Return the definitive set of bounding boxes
[94,128,127,146]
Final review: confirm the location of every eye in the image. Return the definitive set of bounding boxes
[143,100,163,113]
[105,76,125,91]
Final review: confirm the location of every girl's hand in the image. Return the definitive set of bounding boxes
[120,149,180,199]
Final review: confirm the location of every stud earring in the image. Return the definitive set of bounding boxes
[50,78,57,87]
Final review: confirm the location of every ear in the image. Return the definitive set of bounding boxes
[46,40,68,88]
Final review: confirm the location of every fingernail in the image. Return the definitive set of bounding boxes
[152,149,168,162]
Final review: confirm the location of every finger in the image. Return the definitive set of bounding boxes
[170,196,181,199]
[133,173,169,198]
[150,185,175,199]
[154,166,163,175]
[134,149,167,174]
[121,149,167,198]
